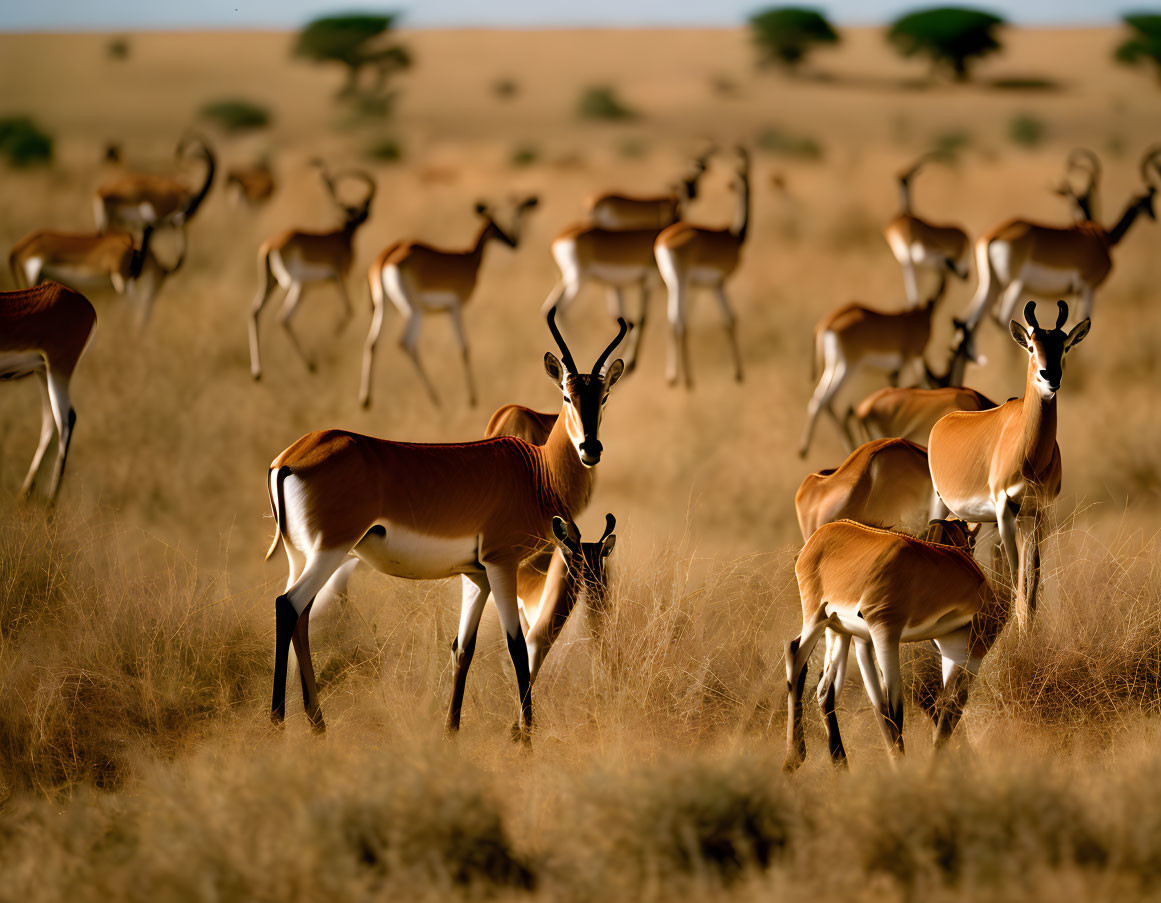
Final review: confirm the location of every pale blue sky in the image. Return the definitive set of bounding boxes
[0,0,1119,31]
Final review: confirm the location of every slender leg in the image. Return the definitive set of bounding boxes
[816,630,851,767]
[1076,285,1094,323]
[359,294,385,408]
[446,572,491,732]
[278,283,317,374]
[249,254,275,380]
[665,278,691,389]
[798,346,848,457]
[486,560,533,745]
[606,284,626,321]
[399,312,440,407]
[625,279,650,373]
[1015,513,1043,628]
[995,496,1022,627]
[333,276,353,335]
[43,369,75,502]
[931,627,974,747]
[996,278,1025,326]
[869,627,905,758]
[782,612,829,773]
[900,258,920,308]
[19,371,55,499]
[291,599,324,732]
[713,284,743,383]
[449,303,477,408]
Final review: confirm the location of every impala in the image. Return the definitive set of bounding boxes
[263,311,627,740]
[360,196,539,408]
[1053,147,1102,223]
[225,159,276,207]
[8,225,184,328]
[93,135,215,233]
[929,301,1088,630]
[1,282,97,501]
[794,438,933,541]
[249,162,376,379]
[799,278,947,457]
[883,153,971,307]
[653,146,750,388]
[584,147,713,230]
[784,517,1002,770]
[964,147,1160,329]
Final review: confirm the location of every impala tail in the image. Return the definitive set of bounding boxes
[265,465,291,560]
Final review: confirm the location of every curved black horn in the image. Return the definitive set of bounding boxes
[312,159,343,206]
[593,317,629,376]
[178,136,216,221]
[1055,300,1068,330]
[1140,145,1161,187]
[333,168,377,206]
[1066,147,1101,178]
[899,151,940,183]
[599,513,616,542]
[546,306,578,373]
[1024,301,1039,329]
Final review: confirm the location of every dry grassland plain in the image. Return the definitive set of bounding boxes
[2,26,1161,901]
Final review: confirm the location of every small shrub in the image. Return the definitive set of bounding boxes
[710,73,741,96]
[933,128,972,159]
[492,76,519,99]
[1008,112,1046,148]
[577,85,638,121]
[0,117,53,167]
[756,125,823,160]
[510,144,538,167]
[199,99,272,133]
[617,137,648,158]
[106,36,130,60]
[365,138,402,162]
[1115,13,1161,85]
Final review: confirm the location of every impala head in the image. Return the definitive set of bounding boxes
[897,150,941,186]
[544,308,628,467]
[550,513,617,598]
[1052,147,1101,222]
[679,146,714,201]
[314,159,377,228]
[1010,301,1090,397]
[950,317,986,367]
[923,517,980,552]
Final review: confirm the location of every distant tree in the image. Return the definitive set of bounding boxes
[293,12,411,100]
[749,7,840,71]
[1115,13,1161,85]
[887,7,1006,82]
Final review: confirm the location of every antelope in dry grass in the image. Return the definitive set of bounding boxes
[846,317,993,445]
[964,147,1160,329]
[248,162,376,379]
[1,282,97,501]
[798,277,949,458]
[883,153,971,307]
[653,146,750,388]
[94,135,216,233]
[584,147,714,230]
[784,518,1003,770]
[929,301,1088,630]
[8,225,184,328]
[225,159,276,207]
[264,311,627,741]
[794,438,933,541]
[360,196,540,409]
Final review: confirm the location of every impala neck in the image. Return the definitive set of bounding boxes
[1105,195,1149,247]
[1020,358,1058,474]
[541,405,594,516]
[731,174,750,243]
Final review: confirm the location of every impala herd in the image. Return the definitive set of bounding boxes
[3,136,1158,768]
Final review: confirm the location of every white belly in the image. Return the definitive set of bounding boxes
[1017,260,1078,296]
[418,291,461,312]
[40,263,114,290]
[352,522,482,580]
[587,261,650,286]
[688,266,726,285]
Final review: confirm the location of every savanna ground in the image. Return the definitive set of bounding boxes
[2,26,1161,900]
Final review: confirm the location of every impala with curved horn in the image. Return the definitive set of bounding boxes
[584,147,714,230]
[1,282,97,502]
[263,311,628,741]
[9,224,184,328]
[799,277,949,458]
[1054,147,1102,223]
[653,146,750,388]
[248,161,376,379]
[965,147,1160,329]
[883,153,971,308]
[929,300,1089,630]
[94,135,215,233]
[784,518,1002,770]
[360,196,539,408]
[795,438,934,541]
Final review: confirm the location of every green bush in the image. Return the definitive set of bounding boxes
[0,117,53,167]
[1115,13,1161,84]
[510,144,539,167]
[365,138,402,162]
[1008,112,1046,148]
[887,7,1007,81]
[749,7,840,70]
[757,125,823,160]
[293,12,411,101]
[933,128,972,158]
[199,99,272,133]
[492,76,519,99]
[106,36,130,60]
[577,85,638,120]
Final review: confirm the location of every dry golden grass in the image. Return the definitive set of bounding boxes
[2,26,1161,899]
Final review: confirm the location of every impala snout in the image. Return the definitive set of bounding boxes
[1040,370,1060,393]
[579,438,603,467]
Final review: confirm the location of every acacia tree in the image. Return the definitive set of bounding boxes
[294,12,411,100]
[1115,13,1161,85]
[749,7,840,71]
[887,7,1006,82]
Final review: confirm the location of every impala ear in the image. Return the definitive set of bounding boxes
[601,534,616,556]
[544,352,565,384]
[1009,320,1031,349]
[604,358,625,388]
[551,516,570,547]
[1065,318,1091,351]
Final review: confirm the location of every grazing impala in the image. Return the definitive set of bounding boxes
[584,147,713,230]
[653,146,750,388]
[1,282,97,501]
[264,311,627,740]
[794,438,933,541]
[360,196,539,408]
[930,301,1088,630]
[249,161,376,379]
[8,225,184,328]
[93,135,215,233]
[799,278,947,457]
[883,153,971,307]
[225,159,276,207]
[784,518,1002,770]
[965,147,1160,329]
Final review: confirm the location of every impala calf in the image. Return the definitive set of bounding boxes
[361,197,539,408]
[94,135,215,233]
[1,282,97,501]
[784,518,1002,771]
[929,301,1088,629]
[264,312,627,741]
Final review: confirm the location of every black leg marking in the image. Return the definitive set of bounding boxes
[506,630,533,746]
[271,594,296,724]
[445,630,478,733]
